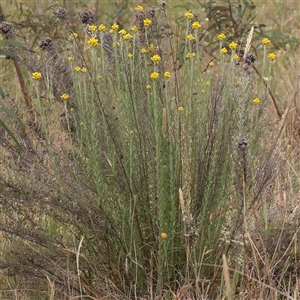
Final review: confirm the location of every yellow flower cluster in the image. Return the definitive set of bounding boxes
[150,55,161,63]
[187,34,195,41]
[118,29,127,35]
[60,94,69,100]
[123,33,133,40]
[135,5,143,11]
[88,37,99,47]
[161,232,168,239]
[253,98,260,104]
[146,85,151,90]
[98,24,106,31]
[69,32,78,39]
[192,22,201,29]
[131,25,138,32]
[178,106,184,111]
[141,48,147,54]
[143,18,152,26]
[89,25,97,31]
[150,72,159,80]
[262,38,271,45]
[221,47,228,54]
[209,61,214,67]
[186,52,195,59]
[32,72,42,80]
[268,53,276,61]
[218,33,226,41]
[184,12,194,19]
[149,43,155,53]
[229,41,237,50]
[164,71,171,78]
[68,56,74,61]
[110,23,119,33]
[128,53,133,58]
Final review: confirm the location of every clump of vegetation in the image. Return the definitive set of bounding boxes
[0,1,299,299]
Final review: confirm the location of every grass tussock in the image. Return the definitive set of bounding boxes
[0,1,299,299]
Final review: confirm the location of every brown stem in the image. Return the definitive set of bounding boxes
[0,4,34,119]
[253,64,282,119]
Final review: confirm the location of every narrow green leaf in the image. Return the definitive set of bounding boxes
[0,118,22,149]
[0,87,4,99]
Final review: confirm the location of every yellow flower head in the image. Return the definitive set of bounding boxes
[229,41,238,50]
[209,61,214,67]
[60,93,69,100]
[178,106,184,111]
[192,22,201,29]
[135,5,144,11]
[68,56,74,61]
[32,72,42,80]
[118,29,127,35]
[98,24,106,31]
[69,32,78,39]
[143,18,152,27]
[88,37,99,47]
[128,53,133,58]
[253,97,260,104]
[75,66,81,72]
[141,48,147,54]
[186,52,195,59]
[268,53,276,61]
[150,54,161,63]
[113,42,120,47]
[146,85,151,90]
[164,71,171,78]
[184,12,194,19]
[97,75,102,79]
[110,23,119,32]
[150,72,159,80]
[234,54,239,60]
[149,43,155,53]
[131,25,138,32]
[81,67,87,73]
[187,34,195,41]
[262,38,271,45]
[161,232,168,239]
[221,47,228,54]
[218,33,226,41]
[88,25,97,31]
[123,33,133,40]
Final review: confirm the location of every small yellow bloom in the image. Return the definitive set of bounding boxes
[146,85,151,89]
[262,38,271,45]
[113,42,120,47]
[128,53,133,58]
[192,22,201,29]
[70,107,74,112]
[187,34,195,41]
[98,24,106,31]
[164,71,171,78]
[141,48,147,54]
[234,54,239,60]
[150,54,161,63]
[150,72,159,80]
[69,32,78,39]
[218,33,226,41]
[131,25,138,32]
[118,29,127,35]
[81,67,87,73]
[161,232,168,239]
[68,56,74,61]
[110,23,119,32]
[60,93,69,100]
[149,43,155,53]
[205,81,210,86]
[135,5,144,11]
[88,37,99,47]
[143,18,152,27]
[75,66,81,72]
[186,52,195,59]
[88,25,97,31]
[123,33,133,40]
[201,89,205,93]
[178,106,184,111]
[229,41,238,50]
[253,98,260,104]
[32,72,42,80]
[80,122,84,126]
[209,61,214,67]
[184,12,194,19]
[268,53,276,61]
[98,75,102,79]
[221,47,228,54]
